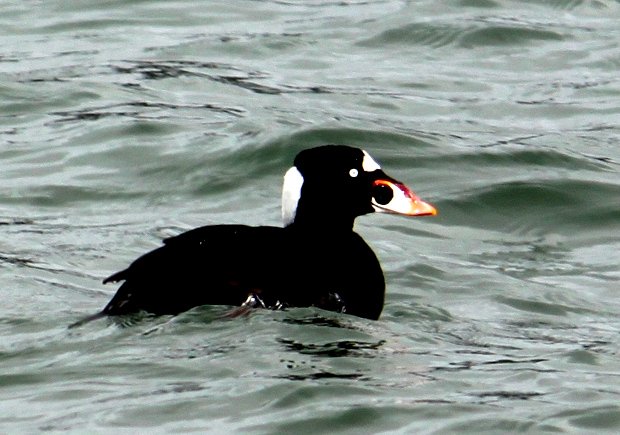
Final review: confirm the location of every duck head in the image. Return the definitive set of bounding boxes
[282,145,436,230]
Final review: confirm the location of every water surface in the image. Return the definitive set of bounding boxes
[1,0,619,432]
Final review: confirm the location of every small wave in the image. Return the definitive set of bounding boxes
[358,22,463,48]
[419,147,608,172]
[439,178,620,234]
[458,25,563,48]
[358,19,565,50]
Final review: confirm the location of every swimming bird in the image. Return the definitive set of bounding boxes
[73,145,436,326]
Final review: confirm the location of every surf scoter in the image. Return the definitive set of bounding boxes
[75,145,436,325]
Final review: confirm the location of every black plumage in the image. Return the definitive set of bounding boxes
[73,145,436,326]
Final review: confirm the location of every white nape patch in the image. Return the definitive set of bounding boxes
[362,150,381,172]
[349,168,358,178]
[282,166,304,226]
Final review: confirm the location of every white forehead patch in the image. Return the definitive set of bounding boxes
[362,150,381,172]
[282,166,304,227]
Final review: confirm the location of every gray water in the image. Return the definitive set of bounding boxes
[1,0,620,433]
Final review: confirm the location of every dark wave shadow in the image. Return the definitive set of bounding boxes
[278,337,386,358]
[358,20,565,49]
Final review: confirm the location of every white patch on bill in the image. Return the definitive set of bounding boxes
[362,150,381,172]
[282,166,304,226]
